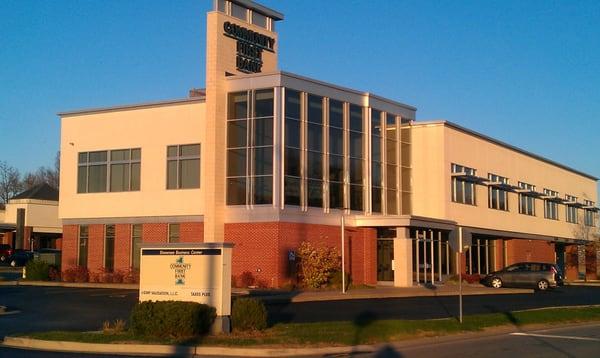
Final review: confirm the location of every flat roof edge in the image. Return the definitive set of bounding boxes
[230,0,284,21]
[412,120,599,181]
[58,97,205,117]
[226,70,417,111]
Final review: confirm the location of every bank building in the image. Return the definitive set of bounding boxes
[57,0,599,287]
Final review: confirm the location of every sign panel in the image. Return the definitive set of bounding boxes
[139,244,233,316]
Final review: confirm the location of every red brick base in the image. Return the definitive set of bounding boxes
[225,222,377,288]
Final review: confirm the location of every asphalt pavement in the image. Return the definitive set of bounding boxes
[1,285,600,357]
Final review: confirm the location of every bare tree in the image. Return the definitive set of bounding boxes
[22,151,60,190]
[0,161,22,204]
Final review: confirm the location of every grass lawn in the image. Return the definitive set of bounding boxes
[19,306,600,347]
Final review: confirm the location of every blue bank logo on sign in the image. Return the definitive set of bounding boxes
[170,256,191,285]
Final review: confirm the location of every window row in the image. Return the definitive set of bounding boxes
[77,223,182,271]
[215,0,275,31]
[77,144,200,193]
[450,163,597,226]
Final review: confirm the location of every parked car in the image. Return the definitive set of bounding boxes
[7,249,34,267]
[483,262,563,291]
[0,244,13,263]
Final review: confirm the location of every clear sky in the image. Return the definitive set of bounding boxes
[1,0,599,192]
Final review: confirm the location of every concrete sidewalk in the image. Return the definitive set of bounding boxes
[0,280,532,302]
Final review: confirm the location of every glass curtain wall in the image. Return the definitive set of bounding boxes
[226,89,274,205]
[284,89,302,205]
[349,105,364,211]
[306,95,324,207]
[371,110,383,213]
[385,114,399,215]
[328,99,344,209]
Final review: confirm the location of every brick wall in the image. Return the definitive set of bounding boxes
[225,222,378,288]
[142,223,168,243]
[61,225,79,271]
[181,222,204,242]
[506,239,555,265]
[88,224,105,272]
[114,224,131,272]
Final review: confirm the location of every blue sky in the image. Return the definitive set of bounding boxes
[1,0,599,191]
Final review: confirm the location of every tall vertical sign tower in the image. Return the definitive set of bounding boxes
[203,0,283,242]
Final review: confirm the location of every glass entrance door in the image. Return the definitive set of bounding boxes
[377,240,394,281]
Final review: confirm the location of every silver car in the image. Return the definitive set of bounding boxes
[483,262,563,291]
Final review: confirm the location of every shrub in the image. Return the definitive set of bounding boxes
[297,241,341,288]
[102,319,126,335]
[463,274,483,284]
[24,259,50,281]
[240,271,256,287]
[123,269,139,284]
[231,297,267,332]
[129,301,216,338]
[48,265,61,281]
[62,266,89,283]
[329,270,351,290]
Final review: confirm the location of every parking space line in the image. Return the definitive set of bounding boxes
[509,332,600,342]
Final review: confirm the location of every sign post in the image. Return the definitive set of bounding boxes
[139,242,234,333]
[449,227,471,324]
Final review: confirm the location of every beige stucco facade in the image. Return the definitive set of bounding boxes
[59,99,205,221]
[411,121,598,241]
[2,199,61,234]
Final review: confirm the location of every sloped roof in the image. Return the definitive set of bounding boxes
[11,183,59,201]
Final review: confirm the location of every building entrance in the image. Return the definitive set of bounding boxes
[377,240,394,282]
[412,229,453,284]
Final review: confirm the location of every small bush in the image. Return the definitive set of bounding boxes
[329,270,351,290]
[102,319,126,335]
[24,259,50,281]
[297,241,341,288]
[231,297,268,332]
[62,266,89,283]
[122,269,139,284]
[463,274,483,284]
[129,301,216,338]
[48,265,61,281]
[240,271,256,287]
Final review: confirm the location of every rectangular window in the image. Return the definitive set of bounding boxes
[231,2,247,21]
[78,149,140,193]
[451,164,476,205]
[307,94,324,208]
[565,195,578,223]
[131,224,142,270]
[168,223,180,243]
[371,109,383,213]
[584,200,595,227]
[227,89,274,205]
[167,144,200,189]
[329,99,344,210]
[518,182,536,216]
[252,11,267,28]
[543,189,559,220]
[104,224,115,272]
[284,89,301,206]
[488,173,509,211]
[78,225,88,268]
[385,113,399,215]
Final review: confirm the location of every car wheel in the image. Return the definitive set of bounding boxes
[491,277,503,288]
[537,279,549,291]
[0,255,5,262]
[10,260,17,267]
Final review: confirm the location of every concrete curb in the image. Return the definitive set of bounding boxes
[0,281,138,290]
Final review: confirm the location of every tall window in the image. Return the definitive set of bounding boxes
[78,148,141,193]
[349,104,364,211]
[329,99,344,209]
[400,120,412,214]
[488,173,509,211]
[543,189,559,220]
[584,200,596,227]
[284,89,301,205]
[307,94,324,207]
[104,224,115,272]
[518,182,535,216]
[168,223,180,243]
[371,109,383,213]
[565,195,578,223]
[226,89,274,205]
[385,113,399,215]
[78,225,88,268]
[167,144,200,189]
[131,224,142,270]
[451,164,476,205]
